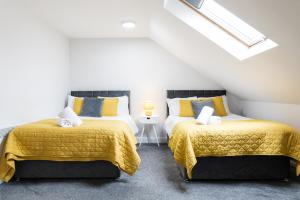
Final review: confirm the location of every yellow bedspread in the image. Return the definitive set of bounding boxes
[0,119,141,182]
[168,120,300,179]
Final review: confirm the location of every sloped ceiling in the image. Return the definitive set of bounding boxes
[19,0,300,103]
[150,0,300,103]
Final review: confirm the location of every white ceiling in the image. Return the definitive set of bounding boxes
[21,0,152,38]
[19,0,300,103]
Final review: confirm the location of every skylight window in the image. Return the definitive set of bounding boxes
[164,0,278,60]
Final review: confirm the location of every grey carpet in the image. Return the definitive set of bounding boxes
[1,145,300,200]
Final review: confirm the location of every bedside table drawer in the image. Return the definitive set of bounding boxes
[139,116,159,124]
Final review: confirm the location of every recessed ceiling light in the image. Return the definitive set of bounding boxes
[122,21,136,29]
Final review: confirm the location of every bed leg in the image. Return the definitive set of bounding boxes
[178,168,190,183]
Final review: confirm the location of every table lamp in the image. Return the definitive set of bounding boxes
[144,101,154,117]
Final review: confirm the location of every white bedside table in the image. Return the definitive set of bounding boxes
[138,116,159,147]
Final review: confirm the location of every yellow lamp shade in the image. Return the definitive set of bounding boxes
[144,101,154,110]
[144,101,154,116]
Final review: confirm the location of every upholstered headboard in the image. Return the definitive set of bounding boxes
[166,90,226,115]
[71,90,131,113]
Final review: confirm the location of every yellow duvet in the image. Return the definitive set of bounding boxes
[168,120,300,179]
[0,119,141,182]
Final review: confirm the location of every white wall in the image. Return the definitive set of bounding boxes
[227,92,243,115]
[242,101,300,131]
[70,38,222,142]
[0,0,70,127]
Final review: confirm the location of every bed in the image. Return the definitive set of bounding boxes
[0,90,140,181]
[165,90,300,181]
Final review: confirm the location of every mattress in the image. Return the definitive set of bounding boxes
[164,113,249,136]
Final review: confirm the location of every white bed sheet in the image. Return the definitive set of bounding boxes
[164,114,250,136]
[79,115,138,134]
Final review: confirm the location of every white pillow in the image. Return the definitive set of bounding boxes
[167,96,197,116]
[98,96,129,116]
[67,95,75,108]
[117,96,130,116]
[222,95,231,114]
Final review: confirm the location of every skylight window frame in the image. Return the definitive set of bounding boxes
[180,0,267,48]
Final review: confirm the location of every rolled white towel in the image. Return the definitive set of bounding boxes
[58,107,82,127]
[196,106,215,125]
[58,118,73,128]
[208,116,222,125]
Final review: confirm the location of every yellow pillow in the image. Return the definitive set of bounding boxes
[179,98,209,117]
[179,100,194,117]
[73,97,84,115]
[212,96,227,116]
[179,97,227,117]
[102,98,119,116]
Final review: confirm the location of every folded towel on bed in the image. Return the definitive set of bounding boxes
[208,116,222,125]
[58,107,82,127]
[196,106,215,125]
[58,118,73,128]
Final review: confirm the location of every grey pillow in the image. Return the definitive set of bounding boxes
[191,100,215,118]
[80,97,104,117]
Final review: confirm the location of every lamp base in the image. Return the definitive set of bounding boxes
[145,111,153,117]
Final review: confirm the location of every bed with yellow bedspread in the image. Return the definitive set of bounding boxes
[169,120,300,179]
[0,119,141,182]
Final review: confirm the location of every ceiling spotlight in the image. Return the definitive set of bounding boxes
[122,21,136,29]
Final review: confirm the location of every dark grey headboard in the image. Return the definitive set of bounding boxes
[166,90,226,115]
[71,90,130,113]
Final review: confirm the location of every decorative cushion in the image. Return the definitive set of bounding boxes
[98,96,128,116]
[73,98,84,115]
[211,96,227,116]
[102,98,119,116]
[192,100,215,118]
[167,97,197,116]
[80,97,104,117]
[195,96,228,117]
[179,99,195,117]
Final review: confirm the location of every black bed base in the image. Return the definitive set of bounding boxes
[14,161,120,179]
[178,156,290,181]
